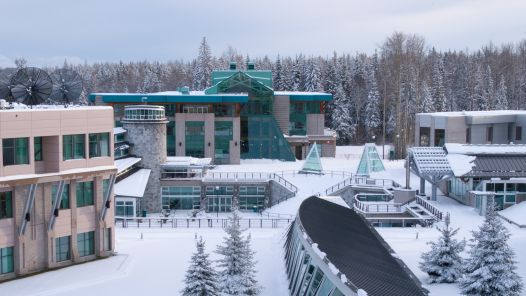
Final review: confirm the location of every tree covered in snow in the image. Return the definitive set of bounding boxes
[460,202,523,296]
[421,81,435,113]
[495,75,508,110]
[216,210,260,295]
[304,58,322,92]
[331,85,355,144]
[273,55,285,91]
[419,215,465,284]
[432,58,447,112]
[193,37,213,90]
[182,237,219,296]
[364,67,381,140]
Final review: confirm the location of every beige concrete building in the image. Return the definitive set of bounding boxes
[0,106,116,282]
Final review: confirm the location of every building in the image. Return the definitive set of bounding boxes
[89,62,336,164]
[0,106,116,282]
[415,110,526,147]
[111,105,297,215]
[408,143,526,214]
[285,196,428,296]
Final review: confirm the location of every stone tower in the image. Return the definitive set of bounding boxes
[121,105,167,213]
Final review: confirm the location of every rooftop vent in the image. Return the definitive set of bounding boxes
[229,62,237,70]
[178,86,190,94]
[247,62,255,70]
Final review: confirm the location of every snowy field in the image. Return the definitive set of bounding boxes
[1,145,525,296]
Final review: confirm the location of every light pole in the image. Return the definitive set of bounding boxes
[372,135,376,144]
[396,134,400,159]
[215,185,220,218]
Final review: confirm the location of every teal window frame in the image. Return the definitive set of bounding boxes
[34,136,43,161]
[161,186,201,210]
[76,181,94,207]
[55,236,71,262]
[52,184,70,209]
[63,134,85,160]
[0,246,14,274]
[2,137,29,166]
[116,200,135,216]
[0,191,13,219]
[77,231,95,257]
[89,133,110,158]
[215,121,233,164]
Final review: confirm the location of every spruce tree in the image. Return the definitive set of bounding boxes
[495,75,508,110]
[331,85,354,144]
[216,210,260,295]
[432,58,447,112]
[419,215,465,283]
[364,67,381,140]
[182,237,220,296]
[421,81,435,113]
[193,37,213,90]
[460,202,523,296]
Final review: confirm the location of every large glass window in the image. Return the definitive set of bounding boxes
[52,184,70,209]
[2,137,29,166]
[89,133,110,158]
[185,121,205,158]
[215,121,233,164]
[0,191,13,219]
[238,186,265,211]
[63,134,85,160]
[162,186,201,210]
[76,181,94,207]
[77,231,95,257]
[0,246,14,274]
[214,105,234,117]
[167,121,176,156]
[34,136,43,161]
[419,127,430,146]
[55,236,71,262]
[206,186,233,212]
[517,126,523,141]
[116,200,135,216]
[487,126,493,142]
[434,129,445,146]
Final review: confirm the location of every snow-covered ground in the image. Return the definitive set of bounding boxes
[1,145,525,296]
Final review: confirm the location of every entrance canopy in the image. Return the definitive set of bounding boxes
[299,143,323,174]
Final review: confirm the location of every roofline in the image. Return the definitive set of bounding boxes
[88,93,248,103]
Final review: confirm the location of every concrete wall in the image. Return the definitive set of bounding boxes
[306,114,324,135]
[445,117,467,144]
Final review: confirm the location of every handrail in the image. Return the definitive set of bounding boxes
[415,196,444,221]
[115,216,292,229]
[324,176,401,195]
[353,194,404,213]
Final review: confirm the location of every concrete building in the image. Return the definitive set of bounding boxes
[0,106,116,282]
[415,110,526,147]
[89,62,336,163]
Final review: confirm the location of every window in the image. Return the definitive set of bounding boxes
[517,126,522,141]
[55,236,71,262]
[104,228,112,251]
[162,186,201,210]
[89,133,110,158]
[77,231,95,257]
[185,121,205,158]
[487,126,493,142]
[466,128,471,144]
[0,246,14,274]
[76,181,94,207]
[116,200,135,216]
[2,138,29,166]
[419,127,430,146]
[52,184,70,209]
[214,105,233,117]
[34,136,43,161]
[434,129,445,146]
[103,179,110,197]
[0,191,12,219]
[167,121,176,156]
[215,121,233,164]
[63,134,85,160]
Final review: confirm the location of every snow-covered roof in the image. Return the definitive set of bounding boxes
[319,196,350,208]
[274,91,331,96]
[92,91,247,96]
[162,156,212,167]
[115,157,141,174]
[445,143,526,155]
[114,127,127,135]
[417,110,526,117]
[114,169,151,198]
[0,105,112,112]
[446,154,476,176]
[409,147,453,176]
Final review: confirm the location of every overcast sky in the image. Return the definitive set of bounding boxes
[1,0,525,67]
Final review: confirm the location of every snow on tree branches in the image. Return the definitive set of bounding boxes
[182,237,220,296]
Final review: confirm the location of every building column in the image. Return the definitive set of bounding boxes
[420,178,426,196]
[70,182,79,262]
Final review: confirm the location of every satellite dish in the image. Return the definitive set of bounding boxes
[50,68,83,105]
[10,67,53,106]
[0,68,17,101]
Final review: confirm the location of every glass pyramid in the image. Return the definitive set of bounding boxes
[357,143,385,175]
[299,142,324,174]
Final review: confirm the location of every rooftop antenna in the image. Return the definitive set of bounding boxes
[0,68,17,102]
[10,67,53,107]
[50,68,83,106]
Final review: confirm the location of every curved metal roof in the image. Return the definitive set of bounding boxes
[298,196,427,296]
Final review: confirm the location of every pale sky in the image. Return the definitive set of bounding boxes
[1,0,525,67]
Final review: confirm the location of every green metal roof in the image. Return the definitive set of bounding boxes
[211,70,273,88]
[206,71,273,96]
[88,92,248,104]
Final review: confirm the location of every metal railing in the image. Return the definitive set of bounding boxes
[353,196,403,213]
[324,176,400,196]
[415,196,444,221]
[204,171,298,195]
[160,171,205,179]
[115,217,292,229]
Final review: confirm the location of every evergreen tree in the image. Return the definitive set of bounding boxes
[216,210,260,295]
[364,67,381,140]
[495,75,508,110]
[304,58,322,92]
[182,237,220,296]
[193,37,213,90]
[273,55,284,91]
[421,81,435,113]
[331,85,354,144]
[485,65,495,109]
[432,58,447,112]
[419,215,465,284]
[460,202,523,296]
[474,66,488,111]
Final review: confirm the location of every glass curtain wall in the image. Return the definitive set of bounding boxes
[206,186,233,212]
[215,121,233,164]
[167,121,176,156]
[161,186,201,210]
[238,186,265,211]
[185,121,205,158]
